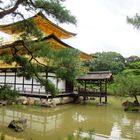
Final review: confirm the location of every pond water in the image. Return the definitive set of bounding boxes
[0,96,140,140]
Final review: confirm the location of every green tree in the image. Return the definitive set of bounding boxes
[54,48,82,84]
[125,55,140,65]
[112,73,140,105]
[89,51,125,74]
[127,13,140,30]
[0,0,81,95]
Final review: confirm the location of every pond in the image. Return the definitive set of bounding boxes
[0,96,140,140]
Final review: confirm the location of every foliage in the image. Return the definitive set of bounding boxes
[39,78,59,96]
[125,55,140,67]
[0,85,19,100]
[0,0,76,25]
[110,73,140,103]
[89,52,125,74]
[54,48,83,84]
[127,14,140,29]
[127,61,140,69]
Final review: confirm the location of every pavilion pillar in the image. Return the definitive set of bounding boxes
[99,80,102,103]
[22,76,25,92]
[84,81,87,102]
[4,70,6,84]
[105,79,108,103]
[14,71,16,90]
[31,78,34,93]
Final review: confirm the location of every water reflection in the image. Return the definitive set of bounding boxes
[72,112,87,123]
[0,97,140,140]
[110,122,122,139]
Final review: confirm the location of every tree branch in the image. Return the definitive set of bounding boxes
[0,0,23,19]
[21,41,48,68]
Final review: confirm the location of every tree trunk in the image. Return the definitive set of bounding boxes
[133,94,139,106]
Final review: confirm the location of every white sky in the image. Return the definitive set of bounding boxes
[1,0,140,57]
[62,0,140,57]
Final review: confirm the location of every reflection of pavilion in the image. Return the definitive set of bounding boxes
[0,108,62,134]
[72,112,87,123]
[0,107,67,139]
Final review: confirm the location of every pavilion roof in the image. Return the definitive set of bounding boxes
[43,34,93,60]
[0,34,93,61]
[0,12,76,39]
[77,71,112,81]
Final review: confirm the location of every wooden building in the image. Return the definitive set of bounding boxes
[77,71,112,103]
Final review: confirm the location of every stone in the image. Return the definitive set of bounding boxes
[0,100,8,106]
[22,100,28,105]
[34,99,42,106]
[16,97,27,104]
[28,97,35,105]
[41,99,47,104]
[8,118,27,132]
[122,100,134,107]
[60,97,73,104]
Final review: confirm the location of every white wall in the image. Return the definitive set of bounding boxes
[0,72,66,93]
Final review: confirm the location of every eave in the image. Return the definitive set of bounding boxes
[0,34,93,61]
[0,12,76,39]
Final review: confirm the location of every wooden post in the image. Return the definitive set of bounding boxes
[84,80,87,102]
[14,71,16,90]
[4,70,6,84]
[56,77,58,89]
[31,77,34,93]
[22,76,25,92]
[105,79,107,103]
[99,80,102,103]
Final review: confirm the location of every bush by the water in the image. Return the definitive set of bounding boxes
[0,85,19,100]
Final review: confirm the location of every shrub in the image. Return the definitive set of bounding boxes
[0,85,19,100]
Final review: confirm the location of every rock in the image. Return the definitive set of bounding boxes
[41,99,47,104]
[0,100,8,106]
[49,99,56,107]
[16,97,27,104]
[28,97,35,105]
[133,100,140,106]
[34,99,41,106]
[60,97,73,104]
[22,100,28,105]
[8,118,27,132]
[122,100,134,107]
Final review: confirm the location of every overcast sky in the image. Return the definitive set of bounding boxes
[62,0,140,57]
[1,0,140,57]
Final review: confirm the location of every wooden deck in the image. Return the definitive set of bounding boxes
[19,91,75,99]
[78,91,107,97]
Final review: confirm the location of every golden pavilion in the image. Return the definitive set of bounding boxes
[0,12,93,69]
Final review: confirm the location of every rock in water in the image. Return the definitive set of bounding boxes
[8,118,27,132]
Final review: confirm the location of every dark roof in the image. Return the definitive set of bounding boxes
[77,71,112,81]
